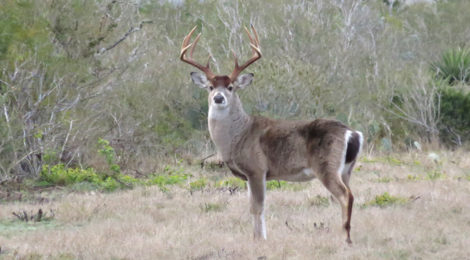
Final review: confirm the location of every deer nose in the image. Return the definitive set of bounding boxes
[214,94,225,104]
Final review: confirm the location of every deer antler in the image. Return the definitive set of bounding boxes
[180,26,215,80]
[229,24,262,82]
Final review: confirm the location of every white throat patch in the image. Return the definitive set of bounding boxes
[208,105,229,120]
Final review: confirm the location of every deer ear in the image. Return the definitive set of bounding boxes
[190,72,210,88]
[234,73,254,89]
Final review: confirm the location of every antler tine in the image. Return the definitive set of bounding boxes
[189,33,201,58]
[231,49,239,67]
[182,26,197,50]
[229,25,262,82]
[206,54,212,67]
[251,24,260,46]
[180,26,215,80]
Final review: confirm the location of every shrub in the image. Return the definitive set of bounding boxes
[39,164,138,191]
[40,164,100,186]
[432,47,470,84]
[438,87,470,145]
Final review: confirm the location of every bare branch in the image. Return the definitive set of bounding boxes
[100,20,153,53]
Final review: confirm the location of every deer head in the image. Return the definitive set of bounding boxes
[180,25,261,112]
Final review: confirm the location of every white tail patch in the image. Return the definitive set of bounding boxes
[341,131,364,176]
[338,130,352,177]
[357,131,364,157]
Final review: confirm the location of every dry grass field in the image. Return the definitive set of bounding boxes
[1,151,469,259]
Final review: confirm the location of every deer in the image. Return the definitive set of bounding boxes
[180,25,364,244]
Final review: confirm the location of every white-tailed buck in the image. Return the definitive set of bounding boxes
[180,25,363,243]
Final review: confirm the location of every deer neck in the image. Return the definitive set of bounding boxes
[208,95,251,162]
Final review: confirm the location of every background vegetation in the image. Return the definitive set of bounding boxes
[1,0,470,181]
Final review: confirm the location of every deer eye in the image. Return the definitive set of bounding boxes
[209,86,214,91]
[228,86,233,91]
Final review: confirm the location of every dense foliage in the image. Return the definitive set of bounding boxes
[1,0,469,180]
[439,87,470,145]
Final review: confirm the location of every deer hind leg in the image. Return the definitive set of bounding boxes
[247,174,267,240]
[341,160,356,188]
[319,173,354,244]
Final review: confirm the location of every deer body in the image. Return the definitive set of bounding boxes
[180,26,363,243]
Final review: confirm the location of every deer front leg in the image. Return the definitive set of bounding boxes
[247,174,266,240]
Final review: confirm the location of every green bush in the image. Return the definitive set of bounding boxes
[39,164,138,191]
[438,87,470,145]
[40,164,101,186]
[433,48,470,84]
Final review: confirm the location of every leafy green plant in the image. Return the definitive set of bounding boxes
[364,192,408,208]
[433,47,470,84]
[98,138,120,174]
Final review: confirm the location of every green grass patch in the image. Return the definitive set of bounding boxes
[267,180,287,190]
[266,180,307,191]
[376,176,394,183]
[145,173,190,192]
[464,173,470,181]
[215,177,247,189]
[361,156,405,166]
[0,219,60,238]
[407,169,446,181]
[364,192,409,208]
[407,174,422,181]
[201,202,225,213]
[189,178,207,192]
[308,195,330,207]
[426,169,446,180]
